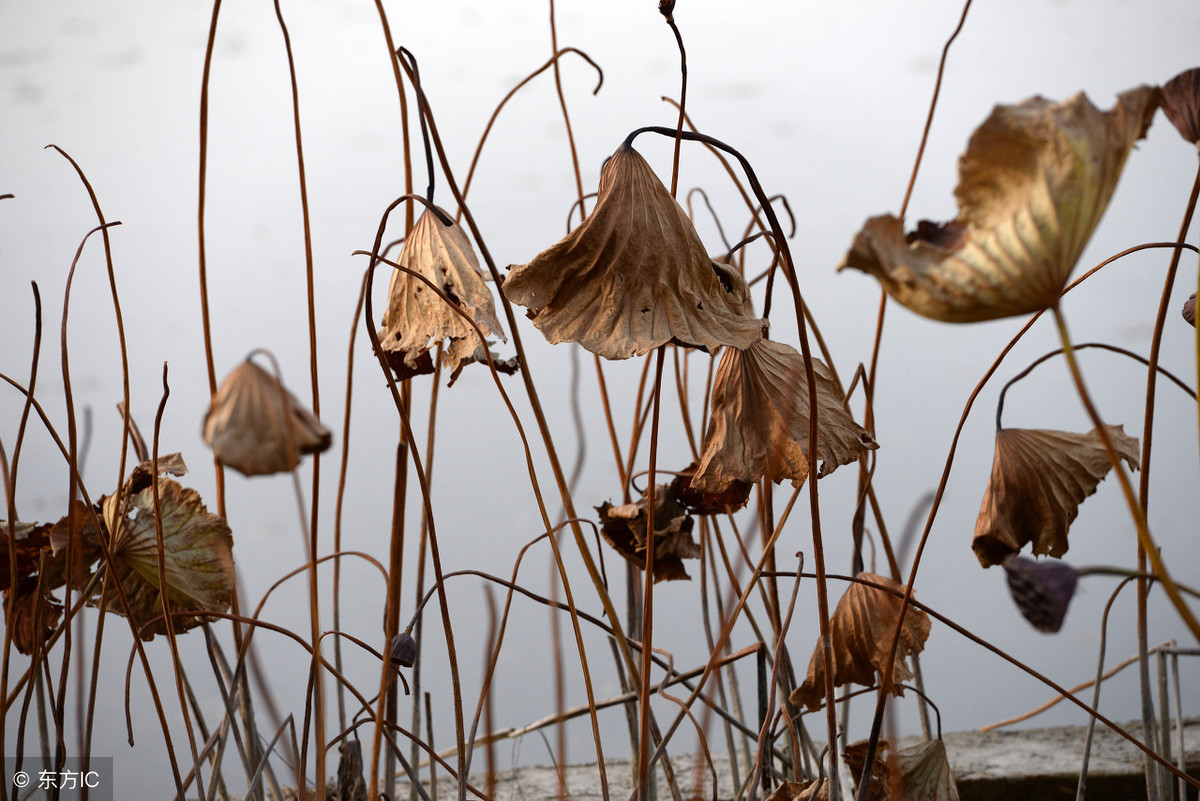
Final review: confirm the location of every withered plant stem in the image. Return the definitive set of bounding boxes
[0,283,41,794]
[996,343,1196,430]
[625,123,836,795]
[855,3,973,789]
[1079,576,1138,801]
[636,347,667,800]
[149,364,207,800]
[362,254,468,801]
[456,47,602,222]
[271,3,327,793]
[54,221,187,797]
[420,120,634,792]
[747,555,804,799]
[1136,156,1200,800]
[859,239,1200,801]
[196,0,229,524]
[1051,306,1200,643]
[664,14,687,198]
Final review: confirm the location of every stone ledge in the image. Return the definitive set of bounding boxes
[417,719,1199,800]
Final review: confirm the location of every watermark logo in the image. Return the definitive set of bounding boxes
[4,757,113,801]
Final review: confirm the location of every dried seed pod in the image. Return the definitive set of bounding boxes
[1002,555,1079,633]
[203,359,332,477]
[1183,293,1196,327]
[972,425,1140,566]
[390,631,417,668]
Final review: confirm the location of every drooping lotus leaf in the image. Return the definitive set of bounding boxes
[379,206,506,379]
[1162,67,1200,145]
[790,573,931,712]
[100,477,235,639]
[203,359,331,477]
[972,425,1140,567]
[839,87,1160,322]
[503,143,764,359]
[691,338,877,493]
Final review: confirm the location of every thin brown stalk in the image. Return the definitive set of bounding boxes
[636,348,667,799]
[857,239,1200,801]
[149,364,206,798]
[270,3,326,793]
[747,555,804,799]
[1136,156,1200,800]
[1051,306,1200,642]
[456,46,602,217]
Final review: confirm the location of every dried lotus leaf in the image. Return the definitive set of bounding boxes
[839,87,1159,321]
[972,425,1140,567]
[203,360,331,477]
[597,486,700,582]
[692,338,876,493]
[379,206,506,377]
[790,573,930,712]
[100,478,235,639]
[503,144,763,360]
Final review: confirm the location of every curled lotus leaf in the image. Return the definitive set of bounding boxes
[691,338,877,493]
[597,485,700,583]
[839,87,1159,322]
[100,477,235,639]
[203,360,331,477]
[503,143,764,360]
[972,425,1140,567]
[790,573,931,712]
[379,206,506,379]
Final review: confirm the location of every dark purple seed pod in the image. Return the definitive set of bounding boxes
[390,631,417,668]
[1002,555,1079,633]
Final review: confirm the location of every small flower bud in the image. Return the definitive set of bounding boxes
[390,631,417,668]
[1002,555,1078,633]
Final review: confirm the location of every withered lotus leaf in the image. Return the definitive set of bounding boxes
[790,573,931,712]
[378,206,506,378]
[839,87,1159,322]
[1162,67,1200,145]
[203,360,332,476]
[502,144,764,359]
[0,520,55,592]
[691,339,877,493]
[891,738,961,801]
[843,738,960,801]
[972,425,1140,567]
[597,485,700,582]
[3,578,63,656]
[100,477,235,639]
[668,461,753,515]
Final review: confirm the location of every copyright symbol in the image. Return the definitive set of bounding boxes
[12,771,29,788]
